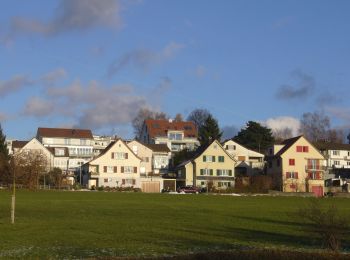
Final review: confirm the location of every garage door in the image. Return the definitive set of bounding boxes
[312,186,323,197]
[142,181,160,193]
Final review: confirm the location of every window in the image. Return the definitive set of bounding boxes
[112,152,128,159]
[289,159,295,166]
[296,146,303,152]
[347,162,350,166]
[333,150,340,156]
[203,155,215,162]
[200,169,213,176]
[334,161,340,166]
[226,145,236,150]
[168,133,182,140]
[303,146,309,152]
[218,182,231,188]
[80,139,87,145]
[55,148,65,156]
[308,172,320,180]
[216,169,232,176]
[121,166,137,173]
[296,146,308,153]
[64,138,70,145]
[218,156,224,162]
[286,172,298,179]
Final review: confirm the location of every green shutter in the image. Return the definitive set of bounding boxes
[229,170,232,176]
[212,156,215,162]
[200,169,204,175]
[96,165,99,173]
[203,156,206,162]
[210,169,213,176]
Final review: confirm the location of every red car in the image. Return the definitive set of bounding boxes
[177,186,201,194]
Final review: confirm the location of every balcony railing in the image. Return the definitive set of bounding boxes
[305,165,326,171]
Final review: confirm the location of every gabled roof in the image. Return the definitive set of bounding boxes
[144,144,170,153]
[37,127,93,139]
[12,140,29,149]
[274,135,303,157]
[176,139,236,169]
[144,119,197,139]
[88,139,142,164]
[313,141,350,151]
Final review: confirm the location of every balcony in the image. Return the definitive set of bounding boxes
[305,165,326,171]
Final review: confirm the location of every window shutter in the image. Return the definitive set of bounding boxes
[216,169,219,175]
[114,166,117,173]
[303,146,309,152]
[203,156,206,162]
[212,156,215,162]
[200,169,204,175]
[121,166,124,173]
[286,172,290,179]
[103,166,107,173]
[96,165,99,173]
[210,169,213,176]
[316,172,320,179]
[134,167,137,173]
[122,179,125,185]
[296,146,302,152]
[295,172,298,179]
[132,179,136,185]
[229,170,232,176]
[111,152,114,159]
[125,153,128,159]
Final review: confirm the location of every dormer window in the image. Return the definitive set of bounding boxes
[168,132,183,140]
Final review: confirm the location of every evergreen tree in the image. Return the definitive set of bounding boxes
[199,115,222,146]
[234,121,274,153]
[0,123,10,183]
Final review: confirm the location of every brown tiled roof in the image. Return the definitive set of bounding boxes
[12,140,29,149]
[37,127,93,139]
[274,135,303,157]
[313,141,350,151]
[144,144,170,153]
[144,119,197,139]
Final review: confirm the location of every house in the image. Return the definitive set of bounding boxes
[139,119,199,152]
[176,140,236,190]
[92,135,115,157]
[36,127,94,174]
[127,140,171,192]
[83,139,141,189]
[266,135,325,196]
[222,139,265,176]
[11,140,29,154]
[314,141,350,179]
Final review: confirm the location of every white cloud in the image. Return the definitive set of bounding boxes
[263,116,301,137]
[40,68,67,86]
[22,97,55,117]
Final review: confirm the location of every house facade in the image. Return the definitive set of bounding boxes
[83,139,141,188]
[36,127,94,174]
[266,136,325,196]
[139,119,199,152]
[223,139,265,176]
[177,140,236,190]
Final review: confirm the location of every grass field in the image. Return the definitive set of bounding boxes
[0,190,349,258]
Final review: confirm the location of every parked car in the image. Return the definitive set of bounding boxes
[177,186,201,194]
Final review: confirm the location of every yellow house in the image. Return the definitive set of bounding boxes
[266,135,325,196]
[84,139,141,188]
[177,140,236,190]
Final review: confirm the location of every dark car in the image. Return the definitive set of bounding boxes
[177,186,201,194]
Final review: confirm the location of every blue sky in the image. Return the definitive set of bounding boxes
[1,0,350,140]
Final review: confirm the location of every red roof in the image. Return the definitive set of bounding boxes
[12,140,29,149]
[144,119,197,139]
[37,127,93,139]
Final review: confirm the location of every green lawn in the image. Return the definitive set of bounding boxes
[0,190,349,258]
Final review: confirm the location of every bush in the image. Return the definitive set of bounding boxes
[97,186,104,191]
[298,199,350,251]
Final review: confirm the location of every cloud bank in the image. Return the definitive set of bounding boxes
[263,116,301,137]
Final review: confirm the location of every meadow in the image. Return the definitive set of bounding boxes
[0,190,349,258]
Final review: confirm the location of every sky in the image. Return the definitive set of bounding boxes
[1,0,350,140]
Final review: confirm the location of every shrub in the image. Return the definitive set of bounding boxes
[97,186,104,191]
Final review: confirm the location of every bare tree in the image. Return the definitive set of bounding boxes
[12,151,48,189]
[327,129,344,143]
[187,108,211,132]
[300,111,330,142]
[174,113,183,122]
[273,127,293,142]
[132,108,169,138]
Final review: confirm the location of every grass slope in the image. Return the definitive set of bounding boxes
[0,190,349,258]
